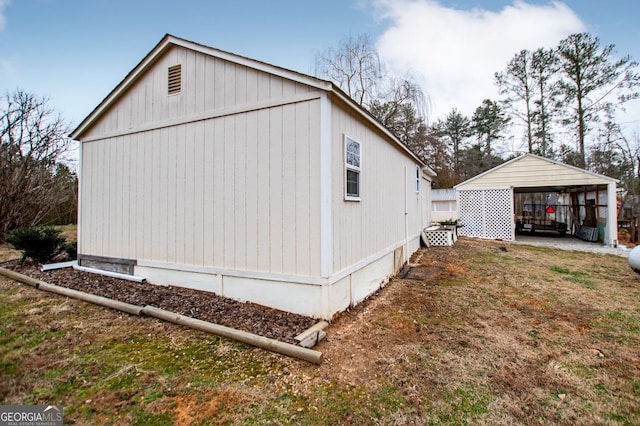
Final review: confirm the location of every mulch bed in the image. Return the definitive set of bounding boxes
[3,260,317,344]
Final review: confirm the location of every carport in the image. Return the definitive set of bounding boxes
[454,154,618,246]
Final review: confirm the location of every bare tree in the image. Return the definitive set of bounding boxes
[0,89,74,236]
[315,33,430,134]
[615,130,640,237]
[315,34,383,109]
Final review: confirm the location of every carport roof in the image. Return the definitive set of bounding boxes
[454,153,618,191]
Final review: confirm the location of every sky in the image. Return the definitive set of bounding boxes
[1,0,639,153]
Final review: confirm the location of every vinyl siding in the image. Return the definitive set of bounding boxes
[79,47,322,277]
[82,45,313,140]
[457,155,614,190]
[329,97,423,273]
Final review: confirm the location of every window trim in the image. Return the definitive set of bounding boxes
[415,165,421,193]
[344,134,361,201]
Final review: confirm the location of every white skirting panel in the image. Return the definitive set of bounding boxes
[350,251,394,306]
[223,276,322,316]
[407,234,421,255]
[132,236,419,319]
[135,266,222,293]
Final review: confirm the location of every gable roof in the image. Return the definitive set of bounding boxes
[432,188,457,201]
[454,153,617,191]
[70,34,432,173]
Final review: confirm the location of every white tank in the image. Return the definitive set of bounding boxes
[629,245,640,274]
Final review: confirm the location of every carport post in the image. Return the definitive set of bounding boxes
[606,182,618,246]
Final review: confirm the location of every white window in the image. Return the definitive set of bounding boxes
[415,165,421,193]
[432,201,457,212]
[345,135,361,200]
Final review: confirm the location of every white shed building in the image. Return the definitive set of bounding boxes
[71,34,435,319]
[431,189,458,224]
[454,154,618,245]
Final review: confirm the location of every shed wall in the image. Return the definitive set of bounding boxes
[76,38,432,317]
[329,97,424,274]
[82,45,313,140]
[80,99,322,276]
[457,155,613,190]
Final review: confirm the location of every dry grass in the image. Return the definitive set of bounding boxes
[0,242,20,262]
[316,238,640,424]
[1,237,639,425]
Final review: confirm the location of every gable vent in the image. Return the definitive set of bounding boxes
[168,64,182,95]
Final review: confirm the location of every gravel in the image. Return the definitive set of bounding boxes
[512,234,631,257]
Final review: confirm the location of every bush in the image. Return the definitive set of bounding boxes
[5,226,66,264]
[64,241,77,260]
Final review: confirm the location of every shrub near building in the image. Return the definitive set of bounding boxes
[5,226,66,264]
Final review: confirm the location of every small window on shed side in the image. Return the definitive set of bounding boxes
[345,135,361,200]
[168,64,182,95]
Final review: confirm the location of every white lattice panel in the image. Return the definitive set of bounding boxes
[425,229,454,246]
[458,189,514,241]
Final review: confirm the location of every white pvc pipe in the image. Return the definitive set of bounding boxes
[73,264,146,283]
[41,261,76,271]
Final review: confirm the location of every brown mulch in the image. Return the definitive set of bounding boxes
[3,260,317,344]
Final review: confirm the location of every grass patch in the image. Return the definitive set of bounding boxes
[129,409,173,426]
[438,385,491,421]
[549,265,597,289]
[593,310,640,340]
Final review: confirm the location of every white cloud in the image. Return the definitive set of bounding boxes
[1,58,14,77]
[374,0,585,122]
[0,0,8,31]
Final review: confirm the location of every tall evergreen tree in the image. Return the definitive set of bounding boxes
[495,50,536,153]
[557,32,640,168]
[530,48,560,158]
[495,48,560,158]
[423,127,456,188]
[370,101,429,161]
[471,99,510,161]
[433,109,472,181]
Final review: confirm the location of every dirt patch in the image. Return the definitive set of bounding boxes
[172,389,248,425]
[5,262,316,344]
[311,238,640,423]
[617,227,636,246]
